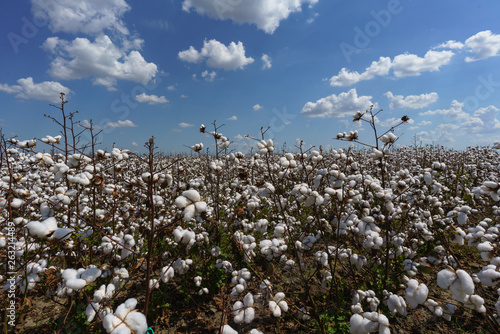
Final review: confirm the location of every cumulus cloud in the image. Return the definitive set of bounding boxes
[261,54,272,69]
[385,91,438,109]
[392,50,454,77]
[135,93,168,104]
[179,39,254,70]
[419,100,469,119]
[329,50,453,86]
[253,104,263,111]
[181,0,318,34]
[104,120,137,128]
[464,30,500,62]
[32,0,131,35]
[0,77,71,103]
[42,35,157,90]
[201,70,217,81]
[227,116,237,121]
[179,122,194,128]
[301,89,375,118]
[433,40,465,50]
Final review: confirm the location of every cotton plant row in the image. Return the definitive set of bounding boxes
[2,125,500,333]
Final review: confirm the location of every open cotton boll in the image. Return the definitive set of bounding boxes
[66,278,87,290]
[437,269,457,289]
[477,265,500,286]
[27,221,50,238]
[81,268,102,283]
[456,270,475,295]
[218,325,238,334]
[62,268,78,281]
[182,189,201,202]
[52,228,73,240]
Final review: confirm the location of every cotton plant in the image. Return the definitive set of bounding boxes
[269,292,288,317]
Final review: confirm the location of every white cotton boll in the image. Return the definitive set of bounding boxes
[449,280,468,303]
[470,295,486,313]
[269,301,281,317]
[456,270,474,295]
[457,212,468,225]
[11,198,24,208]
[437,269,457,289]
[86,302,99,322]
[477,266,500,286]
[124,311,148,334]
[183,189,201,202]
[183,204,196,221]
[244,307,255,324]
[161,266,174,283]
[62,268,78,281]
[52,228,73,240]
[350,314,364,333]
[81,268,102,283]
[175,196,190,208]
[195,201,207,212]
[66,278,87,290]
[27,221,49,238]
[219,325,238,334]
[233,301,245,324]
[477,241,494,252]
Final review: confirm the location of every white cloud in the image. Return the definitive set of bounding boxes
[105,120,137,128]
[179,122,194,128]
[385,91,438,109]
[253,104,263,111]
[172,128,182,133]
[32,0,130,35]
[181,0,318,34]
[307,12,319,24]
[261,54,272,69]
[179,39,254,70]
[330,57,391,86]
[433,40,464,50]
[392,50,454,77]
[301,89,375,118]
[227,116,237,121]
[178,46,203,63]
[42,35,157,90]
[0,77,71,103]
[131,141,138,147]
[180,94,188,98]
[329,50,453,86]
[201,70,217,82]
[464,30,500,62]
[419,100,469,119]
[135,93,168,104]
[418,121,432,126]
[167,85,176,91]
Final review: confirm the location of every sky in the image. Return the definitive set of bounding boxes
[1,0,500,153]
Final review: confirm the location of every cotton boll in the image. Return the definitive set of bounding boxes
[27,221,49,238]
[437,269,457,289]
[52,228,73,240]
[219,325,238,334]
[456,270,475,295]
[183,189,201,202]
[124,311,148,334]
[62,268,78,281]
[175,196,190,208]
[81,268,102,283]
[66,278,87,290]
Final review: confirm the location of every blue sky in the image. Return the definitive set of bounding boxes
[1,0,500,153]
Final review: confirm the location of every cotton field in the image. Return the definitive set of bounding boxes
[2,106,500,333]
